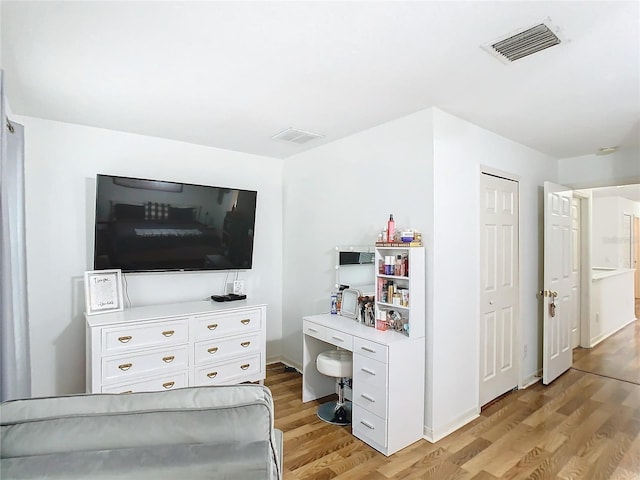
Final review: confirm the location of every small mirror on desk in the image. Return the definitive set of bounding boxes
[339,288,360,319]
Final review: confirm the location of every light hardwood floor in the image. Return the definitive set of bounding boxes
[266,363,640,479]
[268,300,640,479]
[573,299,640,385]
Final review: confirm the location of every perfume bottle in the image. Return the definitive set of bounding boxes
[387,214,395,242]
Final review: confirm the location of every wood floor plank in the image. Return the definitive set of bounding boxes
[498,446,552,480]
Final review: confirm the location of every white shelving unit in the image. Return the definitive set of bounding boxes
[374,245,425,338]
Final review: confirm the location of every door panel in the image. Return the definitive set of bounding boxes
[543,182,573,385]
[480,173,519,406]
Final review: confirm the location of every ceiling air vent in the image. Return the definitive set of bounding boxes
[272,127,324,145]
[483,20,563,63]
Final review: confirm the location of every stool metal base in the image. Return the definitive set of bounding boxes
[317,400,352,426]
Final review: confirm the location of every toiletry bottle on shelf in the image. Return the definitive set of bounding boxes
[330,293,338,314]
[387,214,395,242]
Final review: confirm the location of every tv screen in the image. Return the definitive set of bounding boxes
[93,174,257,272]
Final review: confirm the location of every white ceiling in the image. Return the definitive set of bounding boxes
[2,1,639,160]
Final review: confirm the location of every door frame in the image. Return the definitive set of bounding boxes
[634,215,640,298]
[479,166,523,394]
[573,190,592,349]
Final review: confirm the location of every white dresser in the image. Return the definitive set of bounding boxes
[86,300,266,394]
[303,313,425,456]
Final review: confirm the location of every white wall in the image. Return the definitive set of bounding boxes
[591,196,640,268]
[16,116,284,397]
[557,147,640,188]
[592,197,622,267]
[282,107,557,442]
[590,270,635,347]
[428,109,556,440]
[281,109,435,368]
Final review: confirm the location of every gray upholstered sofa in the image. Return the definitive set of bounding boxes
[1,384,282,479]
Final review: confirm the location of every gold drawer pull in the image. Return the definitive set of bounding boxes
[240,363,250,370]
[240,341,251,348]
[162,330,174,337]
[240,319,250,325]
[207,324,218,330]
[207,347,219,354]
[120,390,133,394]
[118,336,132,343]
[162,381,175,389]
[207,371,218,378]
[118,363,132,371]
[162,356,175,363]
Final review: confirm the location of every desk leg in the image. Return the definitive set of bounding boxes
[302,334,336,403]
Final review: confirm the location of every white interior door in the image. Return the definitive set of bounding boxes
[480,173,519,406]
[543,181,573,385]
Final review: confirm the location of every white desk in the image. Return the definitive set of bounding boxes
[302,313,425,456]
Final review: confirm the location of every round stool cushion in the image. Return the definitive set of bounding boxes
[316,349,353,378]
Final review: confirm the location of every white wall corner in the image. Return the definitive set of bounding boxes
[423,406,480,443]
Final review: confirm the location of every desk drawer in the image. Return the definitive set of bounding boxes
[325,330,353,351]
[353,355,388,418]
[102,320,188,354]
[353,407,387,448]
[193,309,261,341]
[303,321,354,350]
[303,321,327,341]
[102,345,189,383]
[354,338,387,363]
[194,333,261,365]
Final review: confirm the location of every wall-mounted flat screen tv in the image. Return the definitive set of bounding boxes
[94,174,257,272]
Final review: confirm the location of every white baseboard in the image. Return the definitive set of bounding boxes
[521,370,542,389]
[589,317,636,348]
[267,356,302,374]
[423,406,480,443]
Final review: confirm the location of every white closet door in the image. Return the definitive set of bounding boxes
[479,173,519,406]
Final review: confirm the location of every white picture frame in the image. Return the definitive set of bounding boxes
[84,269,124,315]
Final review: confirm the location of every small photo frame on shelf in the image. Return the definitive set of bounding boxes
[84,269,124,315]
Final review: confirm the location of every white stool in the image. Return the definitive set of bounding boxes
[316,349,353,425]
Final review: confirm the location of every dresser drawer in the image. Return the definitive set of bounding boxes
[193,309,262,341]
[353,337,387,363]
[194,354,261,385]
[353,355,388,418]
[101,371,188,394]
[102,345,189,383]
[102,320,188,354]
[194,333,261,365]
[353,407,387,448]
